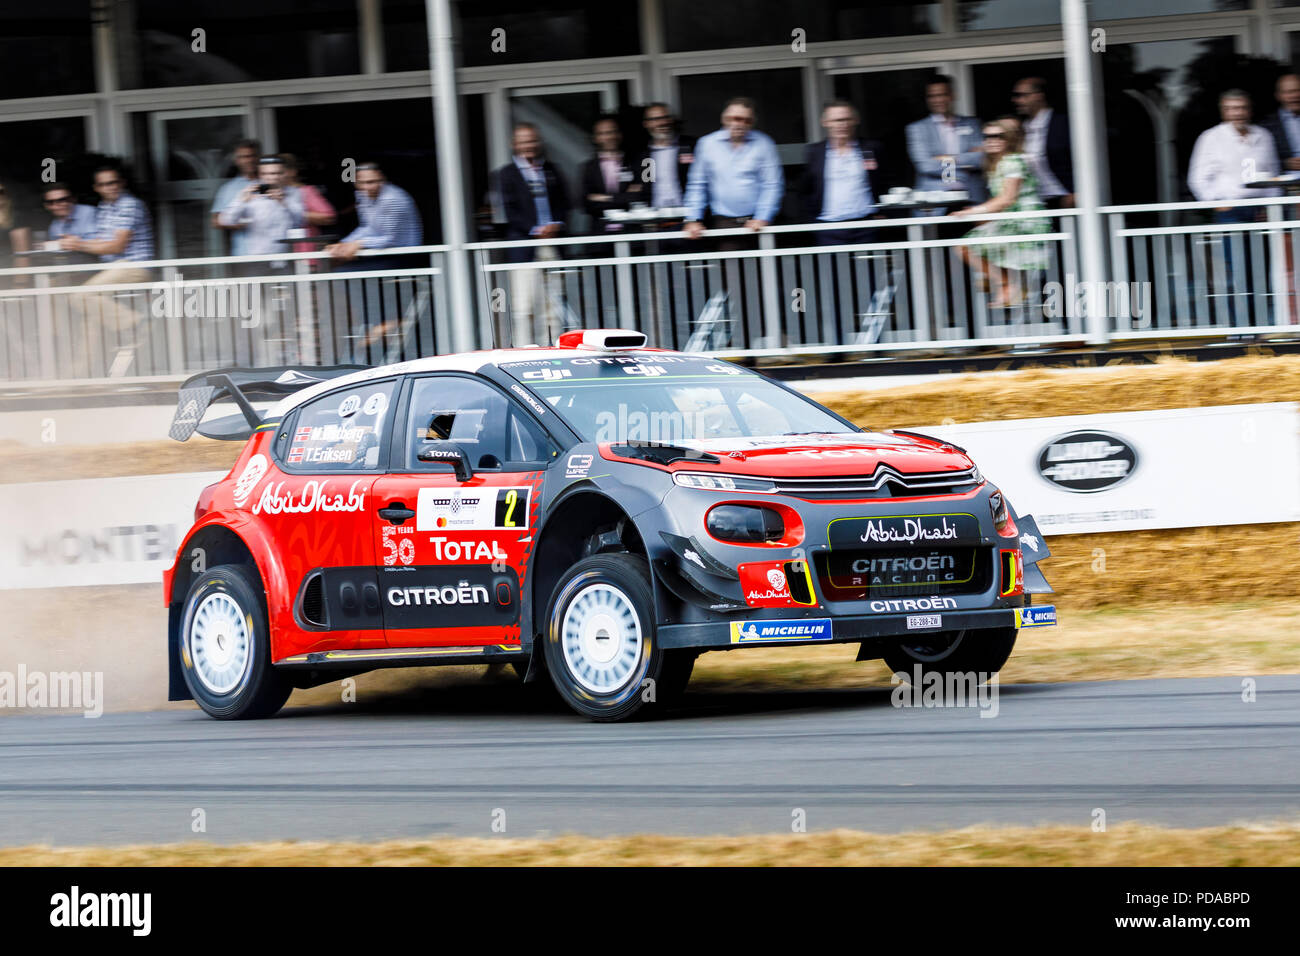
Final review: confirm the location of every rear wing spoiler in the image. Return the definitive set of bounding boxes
[169,365,369,442]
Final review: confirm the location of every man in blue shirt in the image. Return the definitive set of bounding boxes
[211,139,261,256]
[62,165,156,376]
[325,162,423,354]
[326,162,423,264]
[43,183,97,244]
[683,97,784,244]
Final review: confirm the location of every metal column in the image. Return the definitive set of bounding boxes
[427,0,477,353]
[1062,0,1110,345]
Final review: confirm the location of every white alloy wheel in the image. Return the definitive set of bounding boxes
[561,582,644,694]
[189,591,252,695]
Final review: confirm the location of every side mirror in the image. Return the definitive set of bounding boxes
[417,441,475,482]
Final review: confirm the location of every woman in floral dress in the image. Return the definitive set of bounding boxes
[953,117,1052,307]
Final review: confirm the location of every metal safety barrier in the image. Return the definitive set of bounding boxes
[5,198,1300,385]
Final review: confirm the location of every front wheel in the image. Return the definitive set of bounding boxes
[881,626,1018,685]
[543,554,664,721]
[179,564,292,719]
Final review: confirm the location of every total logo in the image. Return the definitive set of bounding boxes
[428,536,508,562]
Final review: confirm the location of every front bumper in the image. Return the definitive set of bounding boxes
[658,604,1056,650]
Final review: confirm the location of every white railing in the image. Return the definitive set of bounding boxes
[469,209,1085,356]
[0,246,448,382]
[4,198,1300,384]
[1103,196,1300,337]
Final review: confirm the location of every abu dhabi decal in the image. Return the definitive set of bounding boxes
[232,454,268,506]
[729,618,832,645]
[828,513,979,549]
[252,479,367,516]
[416,486,531,532]
[738,561,812,608]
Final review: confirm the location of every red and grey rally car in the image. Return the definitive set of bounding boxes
[163,330,1055,721]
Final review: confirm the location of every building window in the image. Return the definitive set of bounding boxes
[678,68,807,145]
[663,0,938,52]
[117,0,361,89]
[383,0,429,72]
[455,0,640,67]
[959,0,1248,31]
[0,2,94,99]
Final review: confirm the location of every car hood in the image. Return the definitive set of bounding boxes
[601,432,974,477]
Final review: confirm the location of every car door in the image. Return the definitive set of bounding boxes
[372,373,555,649]
[262,378,399,656]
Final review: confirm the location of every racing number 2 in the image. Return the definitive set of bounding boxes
[497,488,522,528]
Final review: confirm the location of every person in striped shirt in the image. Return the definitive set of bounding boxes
[325,162,422,264]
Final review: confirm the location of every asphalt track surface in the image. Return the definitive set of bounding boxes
[2,674,1298,846]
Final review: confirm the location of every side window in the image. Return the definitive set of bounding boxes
[284,380,396,472]
[406,376,551,471]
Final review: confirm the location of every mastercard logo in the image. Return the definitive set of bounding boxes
[437,517,448,528]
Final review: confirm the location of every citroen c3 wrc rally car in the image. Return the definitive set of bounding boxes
[163,330,1055,721]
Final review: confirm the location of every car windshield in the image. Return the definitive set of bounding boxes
[499,355,858,444]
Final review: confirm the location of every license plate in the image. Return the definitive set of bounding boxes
[906,614,942,630]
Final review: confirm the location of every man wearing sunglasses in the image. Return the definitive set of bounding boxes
[43,183,97,245]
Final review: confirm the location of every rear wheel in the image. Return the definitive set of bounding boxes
[179,564,291,719]
[543,554,663,721]
[882,626,1017,684]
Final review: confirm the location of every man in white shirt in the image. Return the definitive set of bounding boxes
[1188,90,1281,224]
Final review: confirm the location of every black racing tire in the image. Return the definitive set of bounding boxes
[882,626,1018,685]
[542,553,663,721]
[178,564,292,719]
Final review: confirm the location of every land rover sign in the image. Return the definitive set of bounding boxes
[1036,430,1138,493]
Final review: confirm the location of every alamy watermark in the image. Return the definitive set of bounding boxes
[890,666,999,718]
[0,666,103,718]
[1041,277,1151,324]
[150,273,262,327]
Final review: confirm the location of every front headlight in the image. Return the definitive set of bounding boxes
[989,488,1016,537]
[674,472,776,493]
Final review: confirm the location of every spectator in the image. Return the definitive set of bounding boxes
[495,123,569,261]
[326,161,423,263]
[493,123,570,346]
[683,97,784,242]
[0,182,33,272]
[799,100,884,246]
[1188,90,1280,223]
[1262,73,1300,173]
[952,118,1051,308]
[905,75,987,204]
[279,153,336,263]
[634,103,696,210]
[43,182,97,243]
[580,114,642,231]
[217,155,305,271]
[60,165,155,265]
[211,138,261,255]
[1013,77,1074,208]
[61,165,156,375]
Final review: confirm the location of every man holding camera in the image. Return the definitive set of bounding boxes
[217,155,304,273]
